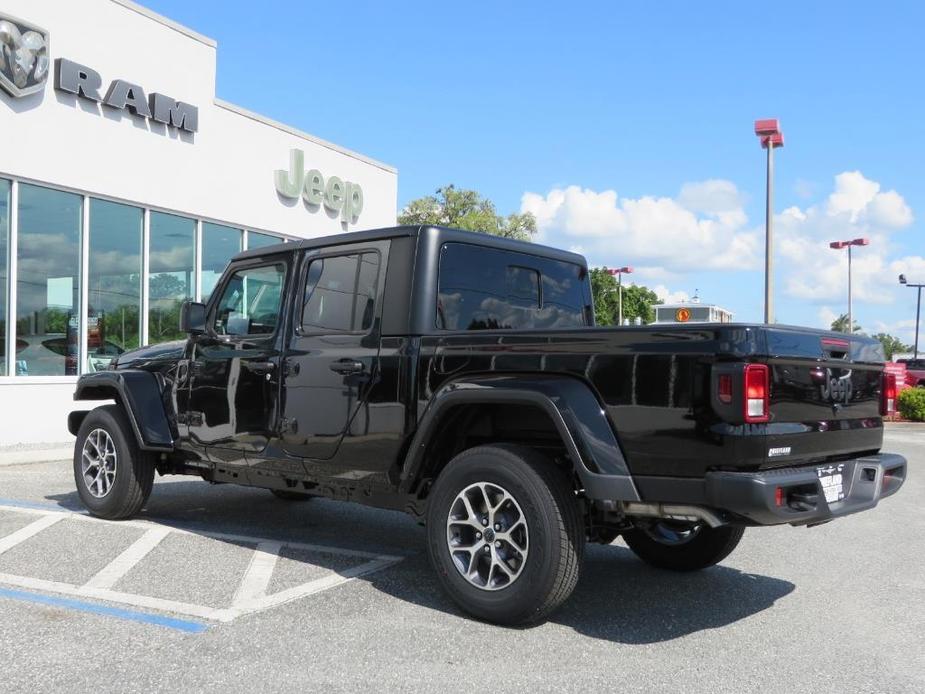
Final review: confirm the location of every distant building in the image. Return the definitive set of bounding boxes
[652,295,733,325]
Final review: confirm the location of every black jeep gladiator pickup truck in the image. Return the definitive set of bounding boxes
[68,225,907,625]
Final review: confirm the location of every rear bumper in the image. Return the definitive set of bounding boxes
[704,453,907,526]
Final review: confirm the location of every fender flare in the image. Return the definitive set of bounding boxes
[400,374,640,501]
[70,371,174,452]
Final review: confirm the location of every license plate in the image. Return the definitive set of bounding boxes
[817,463,846,503]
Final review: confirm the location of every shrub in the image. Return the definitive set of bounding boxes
[897,387,925,421]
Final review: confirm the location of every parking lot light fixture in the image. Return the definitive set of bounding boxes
[899,273,924,358]
[754,119,784,324]
[606,267,634,325]
[829,238,869,333]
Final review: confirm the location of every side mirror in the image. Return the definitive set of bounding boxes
[179,301,207,335]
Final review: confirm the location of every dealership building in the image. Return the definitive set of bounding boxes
[0,0,398,446]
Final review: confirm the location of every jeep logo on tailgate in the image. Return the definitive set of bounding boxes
[820,368,853,405]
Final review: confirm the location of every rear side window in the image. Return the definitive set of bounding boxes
[300,252,380,333]
[437,243,590,331]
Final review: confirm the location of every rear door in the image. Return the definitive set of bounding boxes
[279,241,388,461]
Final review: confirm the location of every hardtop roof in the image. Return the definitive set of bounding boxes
[232,225,588,267]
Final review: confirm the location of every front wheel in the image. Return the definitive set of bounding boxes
[73,405,155,520]
[426,444,584,626]
[622,521,744,571]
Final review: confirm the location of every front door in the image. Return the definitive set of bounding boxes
[186,258,290,461]
[279,243,387,462]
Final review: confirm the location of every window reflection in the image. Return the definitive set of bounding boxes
[0,179,8,376]
[148,211,194,344]
[16,184,83,375]
[301,253,379,333]
[87,199,142,372]
[202,223,241,302]
[437,243,589,331]
[248,231,283,249]
[214,264,286,336]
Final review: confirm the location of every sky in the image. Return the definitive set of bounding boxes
[145,0,925,344]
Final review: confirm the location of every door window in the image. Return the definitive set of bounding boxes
[213,264,286,336]
[300,253,380,334]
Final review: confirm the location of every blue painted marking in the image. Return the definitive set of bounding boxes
[0,588,209,633]
[0,498,78,513]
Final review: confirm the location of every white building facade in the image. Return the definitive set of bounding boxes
[0,0,398,444]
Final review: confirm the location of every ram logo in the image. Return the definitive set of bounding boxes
[0,14,49,98]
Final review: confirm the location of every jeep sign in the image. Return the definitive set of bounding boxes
[275,149,364,224]
[54,58,198,133]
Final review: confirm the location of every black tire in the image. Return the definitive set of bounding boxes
[622,522,744,571]
[426,444,584,626]
[270,489,313,501]
[73,405,155,520]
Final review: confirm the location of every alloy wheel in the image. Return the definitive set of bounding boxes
[81,428,118,499]
[446,482,529,591]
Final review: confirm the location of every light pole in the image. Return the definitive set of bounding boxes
[829,237,869,333]
[606,266,633,325]
[899,274,923,358]
[754,119,784,324]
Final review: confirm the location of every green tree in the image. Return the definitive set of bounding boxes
[589,268,660,326]
[873,332,911,360]
[398,185,537,241]
[830,313,862,334]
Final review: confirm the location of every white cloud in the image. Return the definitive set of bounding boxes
[652,284,690,304]
[818,306,839,330]
[521,180,760,273]
[522,170,922,328]
[824,171,912,227]
[776,171,918,306]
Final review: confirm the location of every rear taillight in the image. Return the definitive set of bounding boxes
[744,363,770,423]
[718,374,733,404]
[880,372,897,416]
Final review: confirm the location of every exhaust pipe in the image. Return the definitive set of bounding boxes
[622,502,724,528]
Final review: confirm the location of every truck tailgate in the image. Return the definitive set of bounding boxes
[762,329,884,467]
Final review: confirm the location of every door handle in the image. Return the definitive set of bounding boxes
[329,359,365,375]
[244,360,275,375]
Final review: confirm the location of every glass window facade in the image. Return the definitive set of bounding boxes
[16,184,83,376]
[0,178,294,377]
[202,222,242,301]
[148,211,195,344]
[248,231,283,249]
[0,179,8,376]
[87,199,143,371]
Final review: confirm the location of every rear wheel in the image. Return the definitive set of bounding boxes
[426,444,584,625]
[73,405,155,520]
[622,521,744,571]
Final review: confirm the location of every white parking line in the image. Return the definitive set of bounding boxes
[84,526,172,590]
[0,514,63,555]
[232,541,282,608]
[0,502,405,624]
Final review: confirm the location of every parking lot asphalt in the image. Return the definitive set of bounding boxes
[0,426,922,693]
